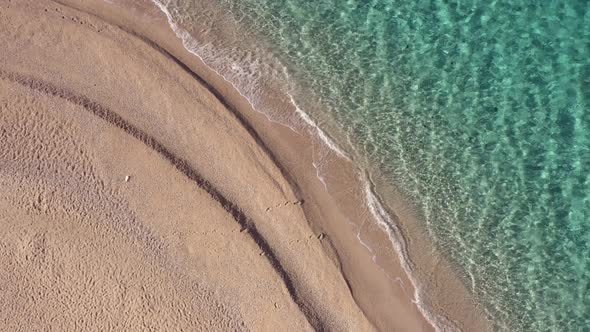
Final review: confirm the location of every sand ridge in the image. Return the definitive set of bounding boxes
[0,0,378,330]
[0,66,313,321]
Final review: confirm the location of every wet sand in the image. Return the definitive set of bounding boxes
[0,0,489,331]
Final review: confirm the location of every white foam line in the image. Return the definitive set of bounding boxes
[311,161,329,190]
[287,93,351,161]
[355,218,375,253]
[364,181,459,332]
[153,0,352,166]
[356,214,416,304]
[150,0,300,132]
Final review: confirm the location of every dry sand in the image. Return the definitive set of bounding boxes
[0,0,489,331]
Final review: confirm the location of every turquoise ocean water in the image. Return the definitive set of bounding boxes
[155,0,590,330]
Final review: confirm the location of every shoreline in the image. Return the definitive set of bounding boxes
[137,1,492,330]
[139,3,440,329]
[68,0,488,329]
[3,0,490,330]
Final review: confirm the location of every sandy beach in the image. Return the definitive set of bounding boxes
[0,0,489,330]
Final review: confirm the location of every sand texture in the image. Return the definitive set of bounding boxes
[0,1,369,330]
[0,0,488,331]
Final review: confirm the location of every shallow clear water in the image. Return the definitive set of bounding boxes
[160,0,590,330]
